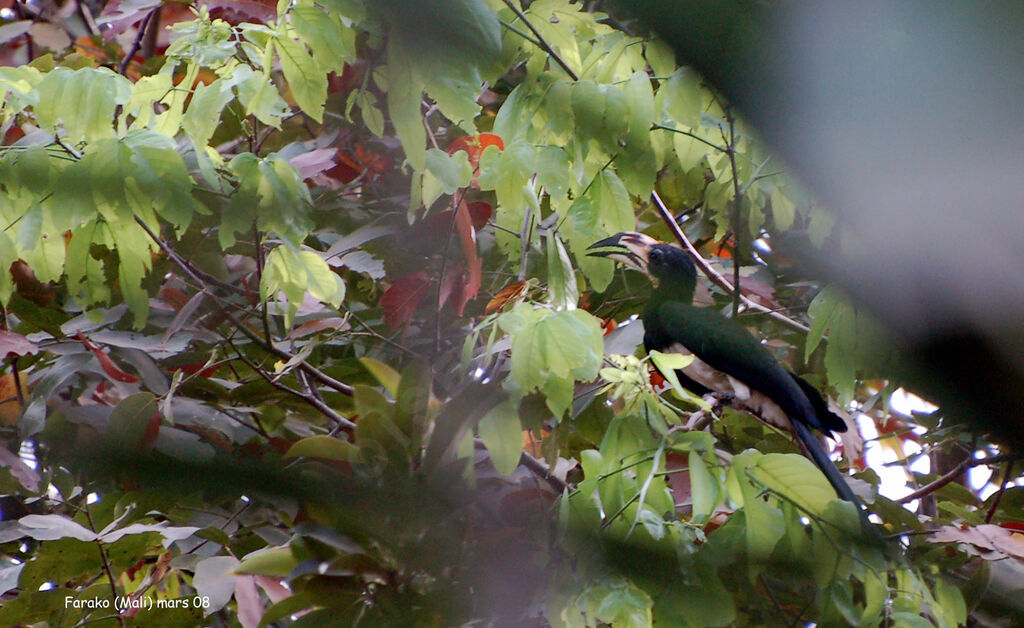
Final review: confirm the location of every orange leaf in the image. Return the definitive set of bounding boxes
[486,281,529,314]
[0,373,28,426]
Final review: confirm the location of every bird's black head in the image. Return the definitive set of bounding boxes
[587,232,697,302]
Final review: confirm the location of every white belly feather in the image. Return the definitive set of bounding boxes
[664,343,792,429]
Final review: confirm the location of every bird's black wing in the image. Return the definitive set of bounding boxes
[647,302,866,511]
[647,302,825,430]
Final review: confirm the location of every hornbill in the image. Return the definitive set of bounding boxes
[587,232,864,511]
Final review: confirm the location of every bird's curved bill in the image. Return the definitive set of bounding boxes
[586,232,657,273]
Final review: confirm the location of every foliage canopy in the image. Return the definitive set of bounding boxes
[0,1,1020,626]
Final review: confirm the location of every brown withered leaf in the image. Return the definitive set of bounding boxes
[485,280,528,314]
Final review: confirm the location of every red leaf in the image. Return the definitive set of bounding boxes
[324,144,392,183]
[415,209,456,240]
[380,272,433,331]
[75,332,139,383]
[600,318,618,336]
[447,133,505,169]
[454,200,477,268]
[0,330,38,358]
[648,364,667,390]
[141,409,160,449]
[466,201,493,231]
[437,265,461,312]
[452,257,482,316]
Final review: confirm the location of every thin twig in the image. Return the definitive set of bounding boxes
[84,507,126,628]
[650,190,812,334]
[232,342,356,432]
[474,437,569,493]
[517,207,533,281]
[253,226,273,344]
[118,9,158,76]
[650,123,727,153]
[498,19,543,49]
[724,109,743,317]
[133,216,247,296]
[896,453,1018,505]
[984,458,1015,523]
[135,215,356,397]
[500,0,580,81]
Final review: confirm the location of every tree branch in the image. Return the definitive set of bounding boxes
[118,9,159,76]
[500,0,580,81]
[896,453,1019,505]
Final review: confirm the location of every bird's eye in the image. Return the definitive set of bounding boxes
[649,249,663,264]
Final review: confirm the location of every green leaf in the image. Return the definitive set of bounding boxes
[14,146,51,194]
[124,72,173,129]
[290,5,352,73]
[730,450,785,566]
[182,78,234,148]
[359,357,401,396]
[648,349,700,403]
[152,62,196,137]
[35,67,131,143]
[689,449,717,521]
[749,453,839,515]
[618,71,657,195]
[477,398,522,475]
[645,38,677,79]
[275,31,326,122]
[234,548,297,576]
[825,298,857,405]
[805,285,839,360]
[536,145,570,199]
[498,305,604,418]
[284,435,359,462]
[770,186,796,231]
[562,170,634,292]
[107,392,157,450]
[355,90,385,137]
[110,220,153,326]
[662,67,703,129]
[260,246,344,329]
[0,231,17,304]
[386,37,426,171]
[546,232,578,310]
[224,153,313,248]
[232,65,289,127]
[425,148,472,195]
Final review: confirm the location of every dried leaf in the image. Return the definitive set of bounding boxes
[485,280,528,314]
[932,524,1024,560]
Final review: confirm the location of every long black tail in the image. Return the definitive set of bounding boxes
[790,418,879,540]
